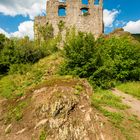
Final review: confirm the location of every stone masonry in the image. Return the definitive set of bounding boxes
[34,0,103,40]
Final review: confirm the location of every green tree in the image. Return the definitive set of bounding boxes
[60,30,140,89]
[60,29,95,77]
[0,34,7,51]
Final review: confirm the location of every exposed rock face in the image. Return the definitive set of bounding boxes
[0,77,124,140]
[34,0,104,40]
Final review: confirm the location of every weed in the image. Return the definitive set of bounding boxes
[116,82,140,99]
[39,129,47,140]
[91,89,140,139]
[6,101,28,123]
[0,53,62,99]
[101,108,124,127]
[91,89,128,110]
[74,84,83,95]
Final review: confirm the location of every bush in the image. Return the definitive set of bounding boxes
[38,23,54,41]
[60,29,95,77]
[0,33,7,51]
[58,20,65,32]
[60,30,140,88]
[98,37,140,81]
[39,35,60,56]
[0,34,60,75]
[9,63,32,75]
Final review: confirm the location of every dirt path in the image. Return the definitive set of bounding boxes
[112,89,140,120]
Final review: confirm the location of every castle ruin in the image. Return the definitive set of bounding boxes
[34,0,103,40]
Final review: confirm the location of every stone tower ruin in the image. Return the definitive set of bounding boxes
[34,0,103,40]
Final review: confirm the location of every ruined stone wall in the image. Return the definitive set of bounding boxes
[34,0,103,40]
[34,16,47,40]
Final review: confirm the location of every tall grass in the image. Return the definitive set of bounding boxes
[116,82,140,99]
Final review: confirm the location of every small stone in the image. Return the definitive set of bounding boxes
[79,105,85,109]
[33,87,47,94]
[85,113,91,122]
[79,105,86,113]
[16,128,27,135]
[5,124,12,134]
[34,119,48,129]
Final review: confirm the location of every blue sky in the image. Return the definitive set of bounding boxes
[0,14,30,33]
[104,0,140,21]
[103,0,140,33]
[0,0,140,39]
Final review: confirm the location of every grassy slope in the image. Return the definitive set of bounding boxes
[0,53,62,99]
[0,52,140,139]
[91,89,140,140]
[0,52,63,124]
[116,82,140,100]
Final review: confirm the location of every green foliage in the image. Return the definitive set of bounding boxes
[58,20,65,32]
[116,82,140,99]
[74,84,83,95]
[60,29,95,77]
[0,33,7,50]
[39,35,60,56]
[91,89,140,139]
[0,33,60,75]
[89,37,140,88]
[39,23,54,41]
[39,129,47,140]
[6,101,28,123]
[100,109,124,126]
[91,89,129,110]
[0,76,16,99]
[60,29,140,88]
[0,53,62,99]
[91,90,125,127]
[0,37,41,74]
[83,12,89,16]
[0,30,60,98]
[9,63,32,75]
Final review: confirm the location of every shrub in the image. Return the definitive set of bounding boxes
[9,63,32,75]
[58,20,65,32]
[0,33,60,75]
[99,37,140,81]
[0,76,16,98]
[39,23,54,41]
[39,35,60,56]
[60,29,95,77]
[0,33,7,51]
[60,30,140,88]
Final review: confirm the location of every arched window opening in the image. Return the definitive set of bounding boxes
[58,7,66,16]
[81,0,88,5]
[81,8,89,16]
[59,0,66,3]
[94,0,99,5]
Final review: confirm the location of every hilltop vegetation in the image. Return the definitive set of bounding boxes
[0,27,140,140]
[0,28,140,90]
[0,33,59,75]
[60,29,140,88]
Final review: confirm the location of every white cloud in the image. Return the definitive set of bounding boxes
[123,20,140,34]
[103,9,119,27]
[0,0,46,19]
[11,21,34,39]
[0,21,34,39]
[0,28,10,37]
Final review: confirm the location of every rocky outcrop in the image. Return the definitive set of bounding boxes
[0,77,124,140]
